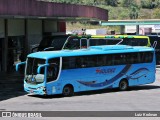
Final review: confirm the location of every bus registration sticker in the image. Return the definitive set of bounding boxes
[52,86,56,93]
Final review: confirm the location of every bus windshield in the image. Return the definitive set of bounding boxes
[38,35,69,51]
[25,58,45,84]
[63,37,87,50]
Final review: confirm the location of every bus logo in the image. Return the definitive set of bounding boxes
[96,68,116,74]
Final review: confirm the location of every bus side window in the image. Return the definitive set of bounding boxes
[47,58,60,82]
[106,54,113,66]
[147,52,153,62]
[126,54,132,64]
[85,56,97,67]
[62,57,76,69]
[140,52,153,63]
[97,55,106,66]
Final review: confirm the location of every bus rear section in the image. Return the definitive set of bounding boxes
[16,45,156,96]
[147,35,160,65]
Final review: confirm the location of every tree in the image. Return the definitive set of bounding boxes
[129,2,140,19]
[105,0,119,6]
[121,0,133,7]
[152,8,160,19]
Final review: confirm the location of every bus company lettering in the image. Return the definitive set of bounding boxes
[96,68,116,74]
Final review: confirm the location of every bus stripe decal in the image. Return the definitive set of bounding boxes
[77,64,132,88]
[127,68,149,80]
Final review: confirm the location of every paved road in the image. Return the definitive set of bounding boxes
[0,70,160,119]
[0,70,160,111]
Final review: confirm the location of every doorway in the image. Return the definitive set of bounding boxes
[7,36,25,72]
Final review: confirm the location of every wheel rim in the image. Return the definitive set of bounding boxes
[63,86,72,96]
[120,81,127,90]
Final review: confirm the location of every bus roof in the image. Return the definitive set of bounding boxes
[28,45,154,60]
[70,34,149,39]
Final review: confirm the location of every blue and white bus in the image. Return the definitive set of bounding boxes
[16,45,156,96]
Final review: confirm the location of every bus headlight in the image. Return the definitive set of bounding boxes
[37,86,46,91]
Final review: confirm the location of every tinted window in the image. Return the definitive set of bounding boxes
[63,37,87,49]
[62,52,153,69]
[121,38,148,46]
[89,39,120,46]
[26,58,45,75]
[38,35,68,51]
[47,58,60,82]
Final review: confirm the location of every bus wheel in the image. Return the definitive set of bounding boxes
[119,79,128,91]
[62,85,74,97]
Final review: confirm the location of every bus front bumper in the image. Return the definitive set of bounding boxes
[24,85,47,95]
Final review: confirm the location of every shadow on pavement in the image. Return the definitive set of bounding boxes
[28,84,160,99]
[0,72,26,101]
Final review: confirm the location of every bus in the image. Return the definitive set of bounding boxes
[62,35,151,50]
[31,35,69,52]
[147,35,160,65]
[109,35,151,47]
[16,45,156,96]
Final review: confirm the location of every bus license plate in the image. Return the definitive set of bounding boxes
[30,90,34,93]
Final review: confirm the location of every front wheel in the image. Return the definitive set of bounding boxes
[119,80,128,91]
[62,85,74,97]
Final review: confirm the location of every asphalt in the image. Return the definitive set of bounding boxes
[0,67,160,101]
[0,71,26,101]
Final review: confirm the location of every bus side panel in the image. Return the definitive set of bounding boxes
[45,62,155,95]
[127,63,155,87]
[58,65,130,92]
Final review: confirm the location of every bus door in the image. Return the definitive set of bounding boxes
[47,58,60,83]
[80,38,87,49]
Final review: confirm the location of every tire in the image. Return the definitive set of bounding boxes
[119,79,128,91]
[62,85,74,97]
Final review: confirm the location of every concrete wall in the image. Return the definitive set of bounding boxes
[0,18,62,72]
[44,20,58,33]
[27,19,42,52]
[0,19,4,38]
[8,19,25,36]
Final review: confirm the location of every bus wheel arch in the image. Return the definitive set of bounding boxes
[119,78,129,91]
[62,84,74,97]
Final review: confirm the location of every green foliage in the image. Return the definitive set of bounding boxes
[129,1,140,19]
[141,0,151,9]
[141,0,159,9]
[152,8,160,18]
[105,0,119,6]
[120,0,134,7]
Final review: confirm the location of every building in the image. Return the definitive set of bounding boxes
[0,0,108,72]
[125,25,160,35]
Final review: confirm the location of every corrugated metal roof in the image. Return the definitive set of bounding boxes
[0,0,108,21]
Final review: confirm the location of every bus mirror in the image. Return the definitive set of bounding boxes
[16,62,26,71]
[152,41,157,48]
[37,64,49,74]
